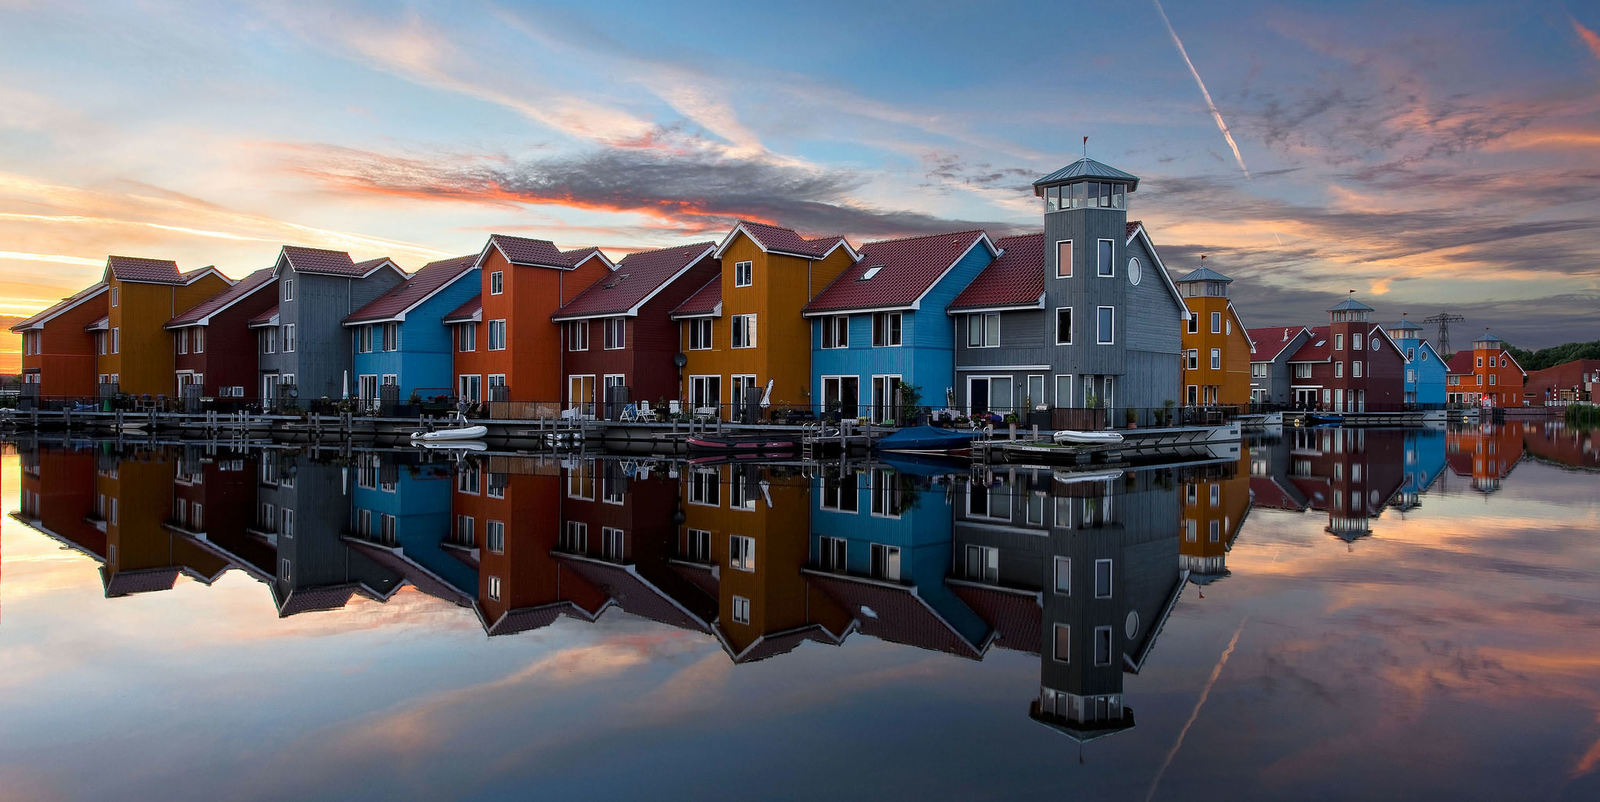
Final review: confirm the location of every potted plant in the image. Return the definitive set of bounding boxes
[1125,407,1138,428]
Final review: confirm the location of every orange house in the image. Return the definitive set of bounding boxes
[672,221,857,420]
[9,282,107,400]
[1445,330,1526,407]
[96,449,230,597]
[467,236,612,413]
[1179,448,1252,581]
[96,256,231,398]
[1175,263,1253,408]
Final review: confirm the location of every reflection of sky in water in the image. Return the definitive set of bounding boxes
[0,436,1597,801]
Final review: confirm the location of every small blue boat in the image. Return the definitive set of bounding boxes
[875,425,977,454]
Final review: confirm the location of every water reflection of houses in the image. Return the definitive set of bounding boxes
[1275,428,1406,541]
[1392,428,1447,511]
[1445,423,1525,494]
[1179,449,1251,583]
[95,447,232,597]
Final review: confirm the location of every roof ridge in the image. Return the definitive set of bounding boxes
[618,240,716,260]
[861,229,984,248]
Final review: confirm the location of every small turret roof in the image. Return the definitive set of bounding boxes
[1474,330,1505,343]
[1032,157,1140,190]
[1176,265,1232,283]
[1328,298,1374,312]
[1391,318,1423,331]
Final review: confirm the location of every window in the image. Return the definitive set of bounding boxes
[1093,626,1113,666]
[732,595,751,624]
[455,515,474,546]
[1027,374,1045,410]
[280,558,292,581]
[359,326,374,354]
[281,508,296,538]
[819,536,847,571]
[1094,558,1113,598]
[1097,239,1114,277]
[1354,333,1364,350]
[282,279,294,301]
[488,320,507,350]
[382,323,398,351]
[1096,306,1114,345]
[964,545,999,583]
[562,521,588,552]
[282,324,296,352]
[821,315,849,349]
[688,469,720,506]
[602,527,624,561]
[487,575,501,601]
[967,313,1000,348]
[686,528,712,562]
[604,318,625,350]
[1054,374,1073,408]
[1055,240,1073,278]
[489,271,503,295]
[1335,362,1344,378]
[456,463,480,494]
[567,320,588,351]
[1353,361,1363,378]
[871,312,901,347]
[688,318,713,350]
[458,324,476,352]
[178,332,188,354]
[1489,374,1497,386]
[1128,257,1142,285]
[1186,349,1199,370]
[1053,556,1071,595]
[820,469,859,511]
[1212,311,1222,334]
[731,314,757,348]
[1209,520,1221,542]
[1188,315,1198,334]
[1053,624,1071,663]
[1476,356,1483,368]
[1293,363,1312,379]
[729,535,755,571]
[1335,334,1344,350]
[734,260,753,287]
[111,287,118,307]
[110,327,119,354]
[1055,307,1073,345]
[1211,349,1221,370]
[194,328,204,354]
[869,469,902,517]
[870,544,901,581]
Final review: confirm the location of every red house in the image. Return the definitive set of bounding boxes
[1445,330,1526,407]
[9,282,108,403]
[1525,358,1600,405]
[550,242,719,418]
[164,268,278,407]
[1284,298,1407,411]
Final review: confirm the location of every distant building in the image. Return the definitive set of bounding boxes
[1247,325,1311,406]
[1385,316,1446,408]
[1283,298,1407,411]
[1445,330,1526,407]
[1524,358,1600,405]
[9,282,107,402]
[1174,262,1253,408]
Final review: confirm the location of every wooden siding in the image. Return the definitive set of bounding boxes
[105,272,230,396]
[26,292,105,398]
[1180,297,1252,406]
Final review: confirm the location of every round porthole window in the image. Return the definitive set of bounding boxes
[1126,610,1140,639]
[1128,257,1142,285]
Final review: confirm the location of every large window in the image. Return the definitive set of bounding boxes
[282,324,297,353]
[1097,239,1114,277]
[821,315,849,349]
[382,322,398,352]
[1055,307,1073,345]
[1096,306,1115,345]
[604,318,625,350]
[688,318,713,350]
[820,375,859,418]
[734,260,753,287]
[281,279,294,301]
[567,320,588,351]
[731,314,756,349]
[819,536,847,571]
[872,312,902,347]
[967,313,1000,348]
[458,324,476,352]
[487,320,507,351]
[729,535,755,571]
[486,521,505,554]
[964,545,999,583]
[1055,240,1073,278]
[870,543,902,581]
[1054,374,1073,408]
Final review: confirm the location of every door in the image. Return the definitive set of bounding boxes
[968,376,990,415]
[872,375,902,423]
[569,375,596,417]
[262,374,280,408]
[359,375,379,408]
[731,374,758,421]
[689,375,721,415]
[459,374,481,403]
[821,376,859,419]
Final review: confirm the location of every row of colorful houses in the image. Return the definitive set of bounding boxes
[10,156,1552,420]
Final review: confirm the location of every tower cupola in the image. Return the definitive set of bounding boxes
[1033,157,1139,214]
[1174,259,1232,299]
[1327,296,1373,324]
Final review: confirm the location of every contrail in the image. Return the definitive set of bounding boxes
[1145,617,1248,802]
[1153,0,1251,178]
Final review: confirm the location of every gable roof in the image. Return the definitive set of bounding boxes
[85,316,108,332]
[247,304,280,328]
[166,268,276,329]
[670,275,723,320]
[552,242,715,321]
[10,282,107,332]
[804,231,995,316]
[561,246,616,271]
[947,232,1045,312]
[1248,326,1310,361]
[1032,157,1140,190]
[1128,222,1192,319]
[1288,326,1332,362]
[105,255,180,284]
[714,220,859,261]
[478,234,609,271]
[443,295,482,325]
[280,246,357,276]
[343,254,478,325]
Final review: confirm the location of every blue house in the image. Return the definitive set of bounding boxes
[1387,317,1446,407]
[348,455,477,604]
[344,254,479,407]
[1394,427,1447,511]
[808,461,992,657]
[803,231,998,421]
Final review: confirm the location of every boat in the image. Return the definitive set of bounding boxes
[419,439,488,452]
[411,413,488,442]
[1052,429,1124,445]
[1052,468,1125,484]
[685,434,799,455]
[874,425,977,454]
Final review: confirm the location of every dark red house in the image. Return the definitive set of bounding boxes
[551,242,719,418]
[1284,298,1407,411]
[165,268,278,407]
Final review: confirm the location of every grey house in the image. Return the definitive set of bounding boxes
[255,246,404,407]
[948,158,1189,426]
[1247,325,1312,406]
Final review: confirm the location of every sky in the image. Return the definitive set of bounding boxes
[0,0,1597,372]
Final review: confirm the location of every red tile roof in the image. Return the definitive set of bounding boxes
[670,275,723,319]
[10,282,107,332]
[1288,326,1333,362]
[248,304,279,327]
[106,255,180,284]
[949,583,1041,655]
[1126,220,1142,240]
[1248,326,1310,361]
[280,246,361,276]
[806,573,984,659]
[561,246,613,269]
[101,567,180,597]
[167,268,275,328]
[553,242,715,321]
[344,254,477,325]
[353,257,397,276]
[805,230,991,315]
[443,295,482,324]
[555,556,711,633]
[1446,351,1475,374]
[722,220,853,259]
[487,234,572,268]
[947,233,1045,311]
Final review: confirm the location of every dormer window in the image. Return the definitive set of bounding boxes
[859,265,883,281]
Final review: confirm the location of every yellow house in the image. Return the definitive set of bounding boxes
[671,221,857,420]
[97,256,232,397]
[1176,262,1253,408]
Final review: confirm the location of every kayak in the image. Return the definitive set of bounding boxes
[1052,429,1124,445]
[411,425,489,441]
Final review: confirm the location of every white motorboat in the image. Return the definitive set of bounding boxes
[1052,429,1125,445]
[411,413,487,442]
[1052,468,1126,484]
[419,439,487,452]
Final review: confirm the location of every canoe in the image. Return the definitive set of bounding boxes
[685,435,798,454]
[1052,429,1124,445]
[411,425,488,441]
[875,425,977,453]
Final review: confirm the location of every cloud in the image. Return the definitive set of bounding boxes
[1573,16,1600,64]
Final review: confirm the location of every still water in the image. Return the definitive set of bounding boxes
[1,422,1597,801]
